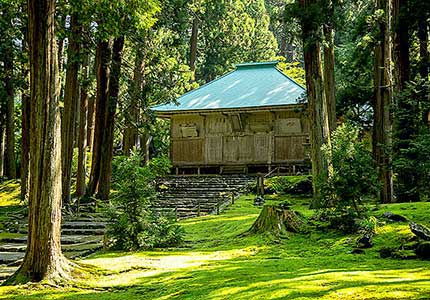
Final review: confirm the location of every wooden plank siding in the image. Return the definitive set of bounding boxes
[169,108,309,168]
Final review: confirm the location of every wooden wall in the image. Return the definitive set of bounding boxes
[170,109,309,167]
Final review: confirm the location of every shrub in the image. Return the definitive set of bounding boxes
[266,175,312,195]
[317,122,379,214]
[106,152,184,250]
[248,175,312,196]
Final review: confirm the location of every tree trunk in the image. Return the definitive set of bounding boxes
[189,17,199,73]
[87,40,111,197]
[87,96,96,152]
[9,0,70,283]
[244,205,304,236]
[393,0,420,202]
[76,54,89,198]
[21,92,30,201]
[417,17,429,126]
[123,51,144,156]
[323,24,337,134]
[20,27,30,202]
[373,0,394,204]
[97,36,125,200]
[4,38,17,179]
[299,0,332,204]
[0,127,5,178]
[61,13,81,204]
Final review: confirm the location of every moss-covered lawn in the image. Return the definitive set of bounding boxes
[1,183,430,299]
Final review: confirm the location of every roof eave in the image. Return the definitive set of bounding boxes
[153,103,307,118]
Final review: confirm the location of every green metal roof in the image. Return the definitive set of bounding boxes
[152,61,306,114]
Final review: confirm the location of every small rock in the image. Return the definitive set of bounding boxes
[357,234,373,248]
[382,212,408,222]
[253,196,265,207]
[350,248,365,254]
[409,222,430,241]
[415,242,430,259]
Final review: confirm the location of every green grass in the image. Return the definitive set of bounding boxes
[1,186,430,299]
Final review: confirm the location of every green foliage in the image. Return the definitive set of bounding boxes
[107,152,183,250]
[393,79,430,200]
[317,122,379,212]
[276,59,306,86]
[199,0,278,81]
[263,175,312,196]
[357,215,378,235]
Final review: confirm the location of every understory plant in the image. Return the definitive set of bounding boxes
[106,153,184,250]
[315,123,380,232]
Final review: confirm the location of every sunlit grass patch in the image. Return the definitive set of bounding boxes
[1,194,430,299]
[0,180,21,207]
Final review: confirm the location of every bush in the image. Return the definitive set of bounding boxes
[106,152,184,250]
[317,122,379,214]
[248,175,312,196]
[266,175,312,196]
[312,207,378,234]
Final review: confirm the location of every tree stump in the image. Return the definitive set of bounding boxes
[244,205,305,236]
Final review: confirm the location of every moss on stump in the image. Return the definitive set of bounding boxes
[244,205,305,236]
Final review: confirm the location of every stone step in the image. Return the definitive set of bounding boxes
[62,228,106,236]
[17,228,106,236]
[155,175,253,218]
[0,244,26,252]
[1,235,103,245]
[61,221,107,229]
[0,242,103,253]
[0,266,18,281]
[0,252,24,265]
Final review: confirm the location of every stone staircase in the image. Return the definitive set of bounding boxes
[154,175,254,219]
[0,211,107,282]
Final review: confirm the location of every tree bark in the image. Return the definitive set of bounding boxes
[299,0,332,204]
[4,37,17,179]
[61,13,81,204]
[244,205,304,236]
[373,0,394,204]
[97,36,125,200]
[9,0,70,283]
[87,40,111,197]
[392,0,420,202]
[323,24,337,134]
[20,27,30,202]
[0,127,5,178]
[417,17,429,126]
[86,96,96,152]
[123,51,144,156]
[189,17,199,73]
[76,54,89,198]
[21,93,30,201]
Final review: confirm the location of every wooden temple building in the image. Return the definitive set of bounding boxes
[152,61,309,175]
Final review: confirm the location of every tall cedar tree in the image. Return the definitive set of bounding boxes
[2,10,17,179]
[76,53,90,197]
[87,40,111,198]
[299,0,332,202]
[88,37,124,200]
[123,50,144,156]
[373,0,394,203]
[322,0,336,134]
[393,0,420,202]
[9,0,71,283]
[61,12,81,204]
